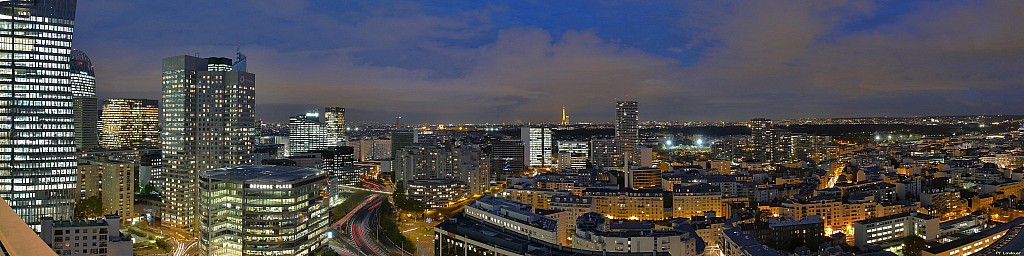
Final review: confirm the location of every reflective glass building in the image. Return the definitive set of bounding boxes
[99,98,158,149]
[199,165,329,256]
[0,0,79,227]
[69,49,97,151]
[323,107,345,145]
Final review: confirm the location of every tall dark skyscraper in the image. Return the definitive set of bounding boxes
[488,139,525,181]
[615,101,639,166]
[0,0,79,227]
[161,55,256,230]
[70,49,98,151]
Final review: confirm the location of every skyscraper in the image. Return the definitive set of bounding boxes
[556,140,588,171]
[99,99,159,149]
[288,111,330,156]
[522,126,553,168]
[615,101,639,166]
[160,55,256,230]
[488,139,525,181]
[70,49,99,151]
[0,0,80,226]
[324,107,346,145]
[749,118,792,164]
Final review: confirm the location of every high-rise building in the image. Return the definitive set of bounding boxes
[748,118,792,164]
[160,55,256,230]
[99,99,159,149]
[288,111,329,156]
[70,49,99,151]
[489,139,525,181]
[390,129,417,156]
[314,146,356,206]
[556,140,589,171]
[348,138,391,161]
[590,137,623,171]
[522,126,554,168]
[199,166,328,255]
[324,107,346,145]
[76,158,135,219]
[0,0,80,227]
[615,101,639,166]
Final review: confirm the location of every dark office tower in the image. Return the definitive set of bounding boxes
[749,118,792,164]
[749,118,772,162]
[0,0,79,227]
[324,107,346,145]
[313,146,355,206]
[161,55,256,231]
[390,129,417,156]
[488,139,525,182]
[70,49,99,151]
[590,137,624,171]
[615,101,639,166]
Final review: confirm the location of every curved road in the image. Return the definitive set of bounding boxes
[333,180,412,256]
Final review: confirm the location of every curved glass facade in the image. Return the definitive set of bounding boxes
[0,0,79,227]
[69,48,97,151]
[198,166,329,256]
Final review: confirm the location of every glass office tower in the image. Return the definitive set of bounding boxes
[0,0,79,227]
[69,49,97,151]
[161,55,256,231]
[99,98,159,149]
[199,165,329,256]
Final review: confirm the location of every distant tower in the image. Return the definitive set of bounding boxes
[561,106,569,126]
[233,46,247,72]
[615,101,639,166]
[289,111,329,156]
[324,107,346,145]
[70,49,100,151]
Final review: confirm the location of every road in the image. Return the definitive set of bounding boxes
[332,180,413,256]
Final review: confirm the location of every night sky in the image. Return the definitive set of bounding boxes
[74,1,1024,123]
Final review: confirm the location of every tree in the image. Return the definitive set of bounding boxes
[900,235,926,256]
[74,196,103,219]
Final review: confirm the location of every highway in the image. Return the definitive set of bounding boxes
[331,180,413,256]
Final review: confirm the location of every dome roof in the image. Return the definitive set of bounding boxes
[70,49,95,76]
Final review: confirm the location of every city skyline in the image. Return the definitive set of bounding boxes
[72,1,1024,123]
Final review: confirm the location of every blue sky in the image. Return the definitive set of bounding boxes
[74,0,1024,123]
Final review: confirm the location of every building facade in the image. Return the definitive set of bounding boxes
[160,55,256,230]
[615,101,639,166]
[522,126,554,168]
[288,111,330,156]
[590,137,624,171]
[70,49,98,151]
[77,158,135,218]
[40,215,132,256]
[556,140,589,171]
[99,99,159,149]
[323,107,345,145]
[407,179,466,209]
[198,166,328,256]
[0,0,80,226]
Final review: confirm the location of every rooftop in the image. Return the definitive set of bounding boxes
[200,165,322,183]
[437,213,671,256]
[924,218,1024,254]
[855,212,936,226]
